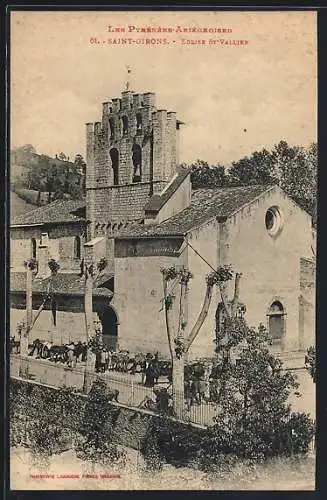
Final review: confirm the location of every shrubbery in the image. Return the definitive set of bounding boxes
[10,378,124,467]
[141,320,315,470]
[10,324,315,473]
[305,346,316,383]
[75,379,125,467]
[141,416,207,470]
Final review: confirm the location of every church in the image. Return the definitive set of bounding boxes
[10,87,315,371]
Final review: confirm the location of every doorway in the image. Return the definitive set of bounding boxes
[98,305,118,351]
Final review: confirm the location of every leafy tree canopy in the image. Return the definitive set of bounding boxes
[186,141,317,223]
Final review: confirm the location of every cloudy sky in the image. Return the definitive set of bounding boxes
[10,10,317,165]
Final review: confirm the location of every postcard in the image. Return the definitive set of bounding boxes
[9,9,317,491]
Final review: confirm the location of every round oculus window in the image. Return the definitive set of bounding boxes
[265,206,283,236]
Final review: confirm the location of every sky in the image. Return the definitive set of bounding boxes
[10,10,317,166]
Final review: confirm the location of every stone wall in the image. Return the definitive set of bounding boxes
[114,245,187,356]
[10,295,109,343]
[11,223,85,272]
[225,186,314,352]
[10,306,85,344]
[299,257,315,349]
[278,351,315,417]
[9,376,206,453]
[85,90,180,234]
[86,181,166,229]
[10,238,32,271]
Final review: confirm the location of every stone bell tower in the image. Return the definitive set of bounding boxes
[85,88,183,240]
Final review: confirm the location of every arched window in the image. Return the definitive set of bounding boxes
[132,144,142,183]
[267,301,285,342]
[122,115,129,135]
[109,118,115,140]
[110,148,119,185]
[136,113,142,133]
[31,238,37,259]
[74,236,81,259]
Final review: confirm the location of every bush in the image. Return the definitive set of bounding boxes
[141,416,207,468]
[10,380,83,460]
[141,319,315,470]
[305,346,316,383]
[141,430,163,472]
[9,379,124,467]
[75,379,125,466]
[271,413,315,456]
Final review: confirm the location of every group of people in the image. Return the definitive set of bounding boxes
[140,353,161,387]
[184,361,222,408]
[26,339,88,365]
[17,338,164,383]
[139,360,225,414]
[139,386,173,415]
[95,350,162,387]
[13,333,225,405]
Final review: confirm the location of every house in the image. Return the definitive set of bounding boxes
[10,199,114,345]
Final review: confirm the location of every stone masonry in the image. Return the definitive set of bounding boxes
[85,90,182,240]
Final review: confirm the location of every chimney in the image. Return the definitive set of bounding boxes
[37,233,51,278]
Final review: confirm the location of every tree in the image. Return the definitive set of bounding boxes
[20,258,60,359]
[31,259,60,328]
[272,141,317,222]
[74,154,86,169]
[74,154,86,194]
[228,148,278,187]
[185,141,317,222]
[25,154,53,202]
[81,257,108,393]
[143,319,315,467]
[20,144,36,154]
[206,313,315,460]
[305,346,316,383]
[161,264,238,419]
[22,151,85,203]
[185,160,228,189]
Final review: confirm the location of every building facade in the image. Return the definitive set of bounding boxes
[10,89,315,398]
[114,182,315,361]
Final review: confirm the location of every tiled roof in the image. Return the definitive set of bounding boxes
[11,199,86,226]
[117,185,276,238]
[10,272,113,297]
[144,166,190,213]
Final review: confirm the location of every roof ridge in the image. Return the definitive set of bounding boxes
[11,197,86,226]
[193,183,277,192]
[117,184,278,238]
